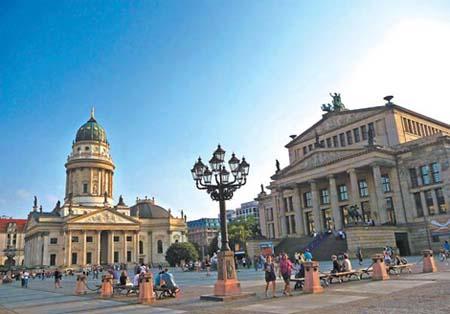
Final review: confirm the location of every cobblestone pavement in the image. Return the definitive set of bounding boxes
[0,257,448,314]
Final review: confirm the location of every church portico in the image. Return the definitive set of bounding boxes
[24,111,188,268]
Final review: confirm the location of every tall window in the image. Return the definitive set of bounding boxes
[338,185,348,201]
[413,192,423,217]
[114,251,119,263]
[285,216,291,234]
[157,240,163,254]
[50,254,56,266]
[353,128,361,142]
[425,190,435,215]
[308,144,313,151]
[339,133,346,147]
[50,238,58,244]
[290,215,296,234]
[303,147,307,155]
[139,241,144,254]
[420,165,431,185]
[435,188,447,214]
[127,251,132,262]
[304,192,312,208]
[361,125,368,140]
[86,252,92,264]
[71,252,77,265]
[381,175,391,193]
[361,201,372,223]
[359,179,369,197]
[386,197,396,225]
[332,135,339,147]
[368,122,375,138]
[431,162,441,183]
[83,183,88,194]
[409,168,419,188]
[320,189,330,204]
[326,138,332,148]
[346,131,353,145]
[72,236,79,243]
[86,236,93,243]
[288,197,294,212]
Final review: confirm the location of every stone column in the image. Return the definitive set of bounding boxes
[82,230,87,265]
[123,231,127,263]
[328,175,342,230]
[310,180,323,232]
[271,195,280,238]
[348,168,360,207]
[278,191,287,237]
[96,231,101,265]
[108,231,114,264]
[135,232,140,263]
[389,167,407,224]
[372,165,388,224]
[67,230,72,266]
[293,184,305,235]
[42,233,49,266]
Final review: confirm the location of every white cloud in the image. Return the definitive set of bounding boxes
[16,189,32,201]
[339,18,450,119]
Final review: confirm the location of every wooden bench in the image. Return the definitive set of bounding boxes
[291,274,330,290]
[113,284,139,296]
[359,268,373,279]
[388,264,413,275]
[326,270,361,284]
[154,286,178,299]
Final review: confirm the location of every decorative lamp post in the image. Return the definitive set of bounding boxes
[192,145,249,297]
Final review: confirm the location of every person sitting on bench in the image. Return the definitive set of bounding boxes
[394,255,408,265]
[154,270,164,287]
[331,255,342,273]
[160,268,180,294]
[342,253,352,272]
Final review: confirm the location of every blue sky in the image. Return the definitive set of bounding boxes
[1,1,450,220]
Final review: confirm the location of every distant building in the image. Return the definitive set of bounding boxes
[235,201,260,222]
[220,209,236,223]
[0,218,26,266]
[187,218,220,259]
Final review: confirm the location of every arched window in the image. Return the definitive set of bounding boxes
[157,240,163,254]
[139,241,144,254]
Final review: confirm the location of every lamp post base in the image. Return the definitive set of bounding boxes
[213,250,241,296]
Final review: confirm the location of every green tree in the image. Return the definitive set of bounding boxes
[165,242,199,267]
[228,216,259,251]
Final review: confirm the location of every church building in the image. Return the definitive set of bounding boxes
[24,111,187,267]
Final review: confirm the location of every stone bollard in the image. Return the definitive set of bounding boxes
[100,274,113,298]
[138,272,155,304]
[371,254,389,281]
[303,261,323,293]
[75,274,87,295]
[422,249,437,273]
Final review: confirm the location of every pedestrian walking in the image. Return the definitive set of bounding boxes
[356,247,363,265]
[279,253,293,296]
[264,255,277,298]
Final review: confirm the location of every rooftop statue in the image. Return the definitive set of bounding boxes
[321,93,346,112]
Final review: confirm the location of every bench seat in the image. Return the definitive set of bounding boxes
[388,264,413,275]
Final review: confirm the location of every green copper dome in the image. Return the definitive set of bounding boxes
[75,110,107,143]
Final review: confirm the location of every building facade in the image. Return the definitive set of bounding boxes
[256,96,450,255]
[24,111,187,267]
[0,218,26,266]
[187,218,220,258]
[235,201,260,222]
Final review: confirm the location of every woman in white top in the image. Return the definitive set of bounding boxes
[342,254,352,272]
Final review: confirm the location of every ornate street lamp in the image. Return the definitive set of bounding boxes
[192,144,249,297]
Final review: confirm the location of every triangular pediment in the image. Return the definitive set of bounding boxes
[287,107,386,147]
[274,148,366,178]
[68,208,139,225]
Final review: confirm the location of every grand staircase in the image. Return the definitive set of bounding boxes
[274,234,348,261]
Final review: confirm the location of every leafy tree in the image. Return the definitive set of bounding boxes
[165,242,199,267]
[208,234,219,256]
[228,216,259,251]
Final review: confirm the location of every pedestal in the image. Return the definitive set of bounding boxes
[139,273,155,304]
[422,250,437,273]
[303,261,323,293]
[213,250,241,296]
[100,274,113,298]
[371,254,389,281]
